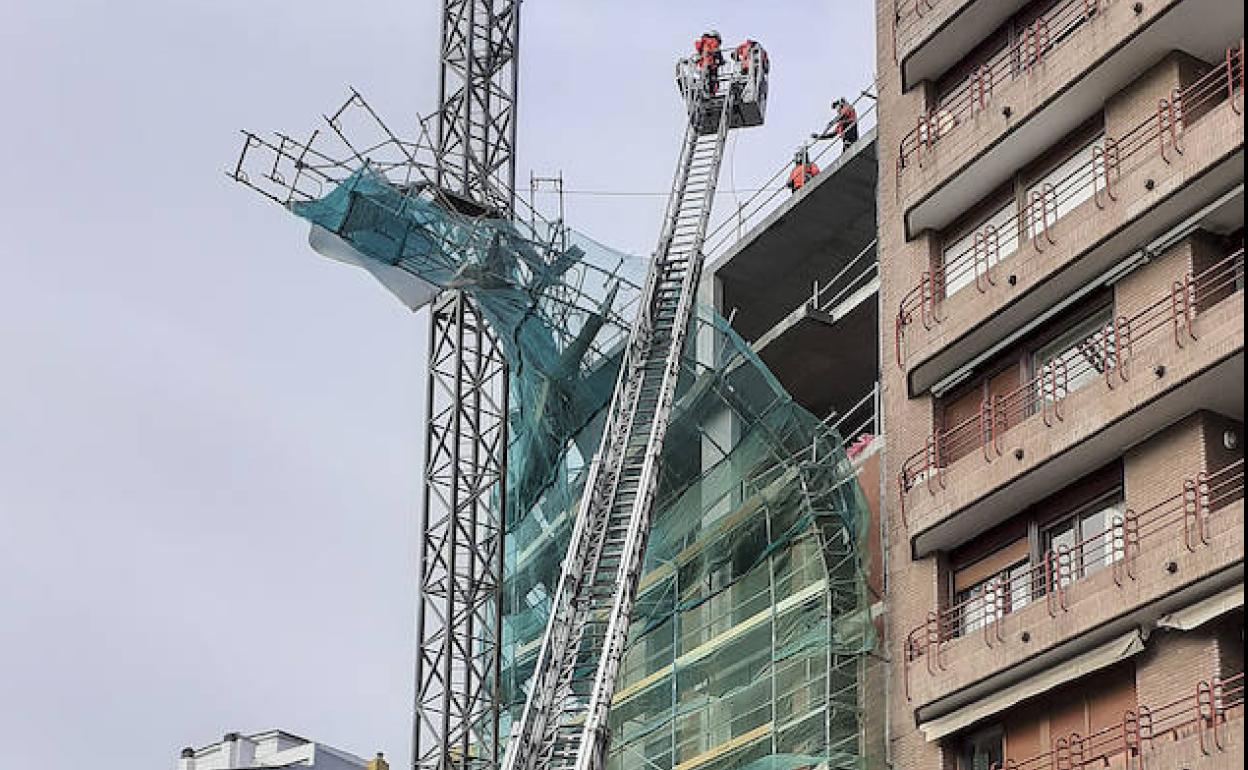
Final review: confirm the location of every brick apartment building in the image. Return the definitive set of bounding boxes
[875,0,1245,766]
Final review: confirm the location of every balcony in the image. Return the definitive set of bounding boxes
[985,669,1244,770]
[895,49,1245,395]
[903,462,1244,715]
[892,0,1032,91]
[894,0,1243,237]
[899,247,1245,555]
[747,243,879,419]
[706,130,877,340]
[704,123,878,419]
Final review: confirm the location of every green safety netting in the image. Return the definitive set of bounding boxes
[290,169,874,770]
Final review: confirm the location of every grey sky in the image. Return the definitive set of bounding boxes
[0,2,873,768]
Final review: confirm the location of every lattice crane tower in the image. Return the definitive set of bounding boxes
[415,4,523,770]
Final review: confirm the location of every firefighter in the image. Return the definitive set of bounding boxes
[694,30,724,96]
[733,39,764,74]
[813,98,859,147]
[787,148,819,193]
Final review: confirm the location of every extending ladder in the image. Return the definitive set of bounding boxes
[501,51,762,770]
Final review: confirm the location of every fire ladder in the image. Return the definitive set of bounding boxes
[501,43,768,770]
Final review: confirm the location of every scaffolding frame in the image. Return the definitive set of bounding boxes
[229,24,523,758]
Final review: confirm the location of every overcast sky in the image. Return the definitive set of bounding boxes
[0,2,873,767]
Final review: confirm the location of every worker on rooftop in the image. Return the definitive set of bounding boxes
[787,147,819,193]
[813,97,859,148]
[695,30,724,96]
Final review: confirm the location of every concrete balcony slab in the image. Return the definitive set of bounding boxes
[907,291,1244,557]
[899,0,1241,238]
[901,100,1245,396]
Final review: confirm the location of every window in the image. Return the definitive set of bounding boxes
[1043,493,1126,586]
[942,202,1021,298]
[1027,136,1106,240]
[1032,307,1115,409]
[955,559,1032,636]
[960,725,1005,770]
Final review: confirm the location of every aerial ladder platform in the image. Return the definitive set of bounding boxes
[501,39,770,770]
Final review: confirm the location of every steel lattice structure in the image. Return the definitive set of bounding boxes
[415,291,509,770]
[417,3,522,770]
[436,0,521,214]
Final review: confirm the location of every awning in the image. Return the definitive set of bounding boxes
[919,629,1147,741]
[1157,584,1244,631]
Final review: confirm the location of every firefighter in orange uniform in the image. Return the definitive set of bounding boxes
[787,148,819,193]
[694,30,724,95]
[813,97,860,147]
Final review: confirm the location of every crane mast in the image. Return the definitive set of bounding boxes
[414,4,520,770]
[501,40,770,770]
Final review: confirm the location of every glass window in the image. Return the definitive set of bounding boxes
[1043,494,1126,587]
[1027,136,1106,240]
[1032,308,1115,408]
[942,202,1021,298]
[955,559,1031,636]
[960,725,1005,770]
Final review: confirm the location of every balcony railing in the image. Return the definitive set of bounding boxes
[987,670,1245,769]
[903,461,1244,694]
[702,88,877,260]
[810,239,879,317]
[894,40,1246,368]
[824,381,882,461]
[896,0,1115,176]
[897,246,1244,517]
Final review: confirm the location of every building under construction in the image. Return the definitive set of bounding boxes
[231,1,1245,769]
[232,14,883,770]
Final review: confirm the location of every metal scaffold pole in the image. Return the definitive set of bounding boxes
[416,3,520,770]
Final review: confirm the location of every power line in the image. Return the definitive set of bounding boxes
[530,186,785,198]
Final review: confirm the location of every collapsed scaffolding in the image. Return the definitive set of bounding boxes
[231,88,874,770]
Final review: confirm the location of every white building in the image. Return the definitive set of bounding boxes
[177,730,386,770]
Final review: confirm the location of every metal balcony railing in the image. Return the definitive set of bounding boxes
[893,40,1245,368]
[825,381,882,461]
[810,239,880,317]
[903,460,1244,695]
[702,88,878,260]
[896,0,1115,175]
[897,246,1245,519]
[987,670,1245,769]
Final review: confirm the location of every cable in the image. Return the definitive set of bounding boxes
[528,187,784,198]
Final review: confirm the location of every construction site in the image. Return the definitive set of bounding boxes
[221,1,1244,770]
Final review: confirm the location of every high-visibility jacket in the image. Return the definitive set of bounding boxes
[735,41,754,71]
[789,162,819,190]
[695,36,721,68]
[837,102,858,132]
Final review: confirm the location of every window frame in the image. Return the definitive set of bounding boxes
[1025,133,1107,241]
[959,723,1005,770]
[1041,488,1127,587]
[953,557,1033,636]
[941,200,1023,299]
[1028,302,1115,410]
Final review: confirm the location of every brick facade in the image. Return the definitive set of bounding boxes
[876,0,1244,766]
